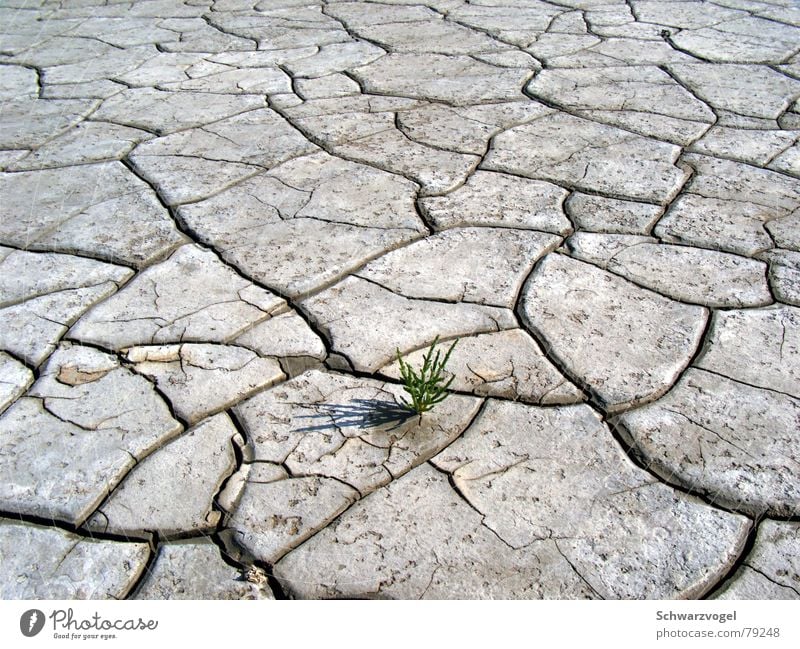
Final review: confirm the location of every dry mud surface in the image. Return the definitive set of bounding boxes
[1,0,799,600]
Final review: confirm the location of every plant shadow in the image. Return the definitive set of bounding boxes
[294,399,416,433]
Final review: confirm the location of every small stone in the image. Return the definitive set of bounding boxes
[357,227,561,308]
[380,329,584,405]
[301,276,517,372]
[86,414,240,537]
[616,368,800,517]
[520,254,707,412]
[124,344,285,424]
[134,539,274,600]
[714,521,800,599]
[69,245,285,350]
[697,306,799,398]
[420,170,570,234]
[0,520,149,599]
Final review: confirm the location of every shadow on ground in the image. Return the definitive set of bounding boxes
[294,399,416,433]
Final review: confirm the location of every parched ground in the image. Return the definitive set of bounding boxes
[1,0,799,600]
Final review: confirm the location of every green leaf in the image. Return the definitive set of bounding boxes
[396,337,459,416]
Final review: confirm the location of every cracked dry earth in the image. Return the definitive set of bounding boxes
[1,0,799,602]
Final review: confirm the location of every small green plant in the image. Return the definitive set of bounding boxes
[396,336,458,415]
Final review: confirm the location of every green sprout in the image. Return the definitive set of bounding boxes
[396,336,458,415]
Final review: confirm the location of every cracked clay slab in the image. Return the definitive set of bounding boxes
[519,254,707,412]
[419,171,571,234]
[85,413,241,538]
[357,227,561,308]
[301,275,517,373]
[124,344,285,425]
[0,351,33,414]
[526,65,715,145]
[0,162,188,267]
[0,248,134,366]
[0,344,182,525]
[69,244,286,350]
[616,368,800,518]
[483,112,689,204]
[351,53,531,105]
[0,520,149,599]
[133,538,274,600]
[431,399,750,598]
[567,234,772,308]
[696,305,799,399]
[178,152,425,298]
[275,463,596,600]
[714,521,800,600]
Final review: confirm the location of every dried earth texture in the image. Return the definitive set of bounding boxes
[0,0,798,601]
